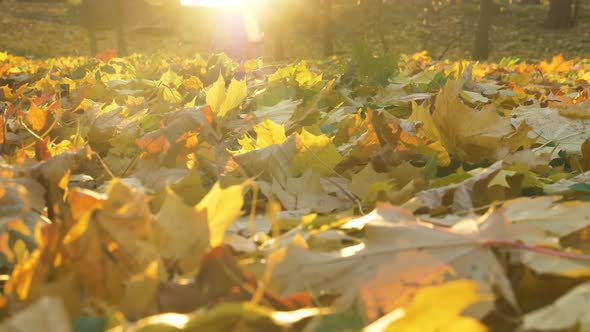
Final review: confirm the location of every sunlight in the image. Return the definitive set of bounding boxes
[180,0,259,8]
[181,0,264,43]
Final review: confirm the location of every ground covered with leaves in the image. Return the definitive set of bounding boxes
[3,49,590,331]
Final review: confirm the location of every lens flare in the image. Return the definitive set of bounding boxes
[180,0,258,8]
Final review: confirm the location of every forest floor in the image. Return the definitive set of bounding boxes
[1,0,590,61]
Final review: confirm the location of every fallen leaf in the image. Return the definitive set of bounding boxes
[0,297,71,332]
[522,282,590,331]
[363,280,488,332]
[432,78,513,162]
[196,182,245,247]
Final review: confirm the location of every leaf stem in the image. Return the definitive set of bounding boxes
[484,239,590,261]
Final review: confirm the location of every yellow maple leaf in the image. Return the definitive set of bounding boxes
[365,280,489,332]
[205,74,247,119]
[432,79,513,162]
[291,128,344,176]
[25,102,47,132]
[254,119,287,148]
[239,119,287,152]
[196,182,245,247]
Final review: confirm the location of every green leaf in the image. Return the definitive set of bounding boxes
[312,305,364,332]
[569,183,590,194]
[159,68,183,88]
[72,317,105,332]
[424,152,439,188]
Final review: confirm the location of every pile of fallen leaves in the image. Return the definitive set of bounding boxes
[3,49,590,331]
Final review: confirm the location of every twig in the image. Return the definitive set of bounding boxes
[250,200,281,306]
[91,151,115,179]
[485,239,590,261]
[20,116,59,150]
[438,30,467,61]
[247,180,259,237]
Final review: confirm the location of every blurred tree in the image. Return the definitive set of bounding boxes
[545,0,575,29]
[79,0,179,56]
[322,0,335,56]
[472,0,498,60]
[266,0,333,59]
[81,0,127,56]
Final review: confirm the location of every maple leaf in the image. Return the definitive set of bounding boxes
[405,161,503,212]
[253,99,301,124]
[268,204,516,320]
[511,105,590,157]
[238,118,287,152]
[364,280,489,332]
[25,101,47,132]
[431,78,514,162]
[235,134,297,184]
[206,74,247,120]
[522,282,590,331]
[0,297,70,332]
[196,182,245,247]
[269,170,350,213]
[113,301,321,332]
[154,188,209,273]
[159,68,183,88]
[291,129,344,176]
[62,180,161,309]
[349,163,393,201]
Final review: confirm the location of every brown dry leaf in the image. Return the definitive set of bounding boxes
[503,196,590,247]
[409,101,441,142]
[235,134,297,185]
[0,297,71,332]
[511,105,590,156]
[271,170,350,213]
[63,179,161,306]
[406,161,503,212]
[558,98,590,119]
[349,164,392,200]
[154,188,209,273]
[268,204,516,320]
[253,99,301,124]
[119,260,161,320]
[522,282,590,331]
[432,78,513,162]
[137,106,218,153]
[30,147,90,184]
[503,121,537,152]
[131,159,189,192]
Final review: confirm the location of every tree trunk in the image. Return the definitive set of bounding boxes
[82,0,98,55]
[574,0,581,20]
[545,0,574,29]
[472,0,495,60]
[115,0,128,56]
[322,0,334,56]
[376,0,389,53]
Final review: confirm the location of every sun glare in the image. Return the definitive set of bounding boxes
[180,0,258,8]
